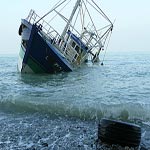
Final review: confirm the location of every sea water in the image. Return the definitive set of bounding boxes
[0,51,150,149]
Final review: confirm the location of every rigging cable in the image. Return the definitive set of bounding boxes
[82,0,100,40]
[53,10,81,35]
[72,2,80,32]
[87,0,108,22]
[97,24,112,32]
[46,0,72,25]
[36,0,67,24]
[101,19,115,65]
[88,25,112,54]
[91,0,113,25]
[101,30,113,65]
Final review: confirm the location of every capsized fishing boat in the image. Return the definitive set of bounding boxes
[18,0,113,73]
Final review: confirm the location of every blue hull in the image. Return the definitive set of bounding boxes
[22,25,73,73]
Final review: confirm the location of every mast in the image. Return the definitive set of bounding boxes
[61,0,81,39]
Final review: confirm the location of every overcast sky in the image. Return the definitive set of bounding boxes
[0,0,150,54]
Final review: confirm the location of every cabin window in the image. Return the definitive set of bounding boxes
[72,41,76,48]
[75,46,80,53]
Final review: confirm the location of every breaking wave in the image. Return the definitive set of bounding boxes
[0,96,150,122]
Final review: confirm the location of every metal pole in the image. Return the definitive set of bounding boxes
[61,0,81,39]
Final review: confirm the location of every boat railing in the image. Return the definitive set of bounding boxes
[26,10,81,65]
[27,10,61,43]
